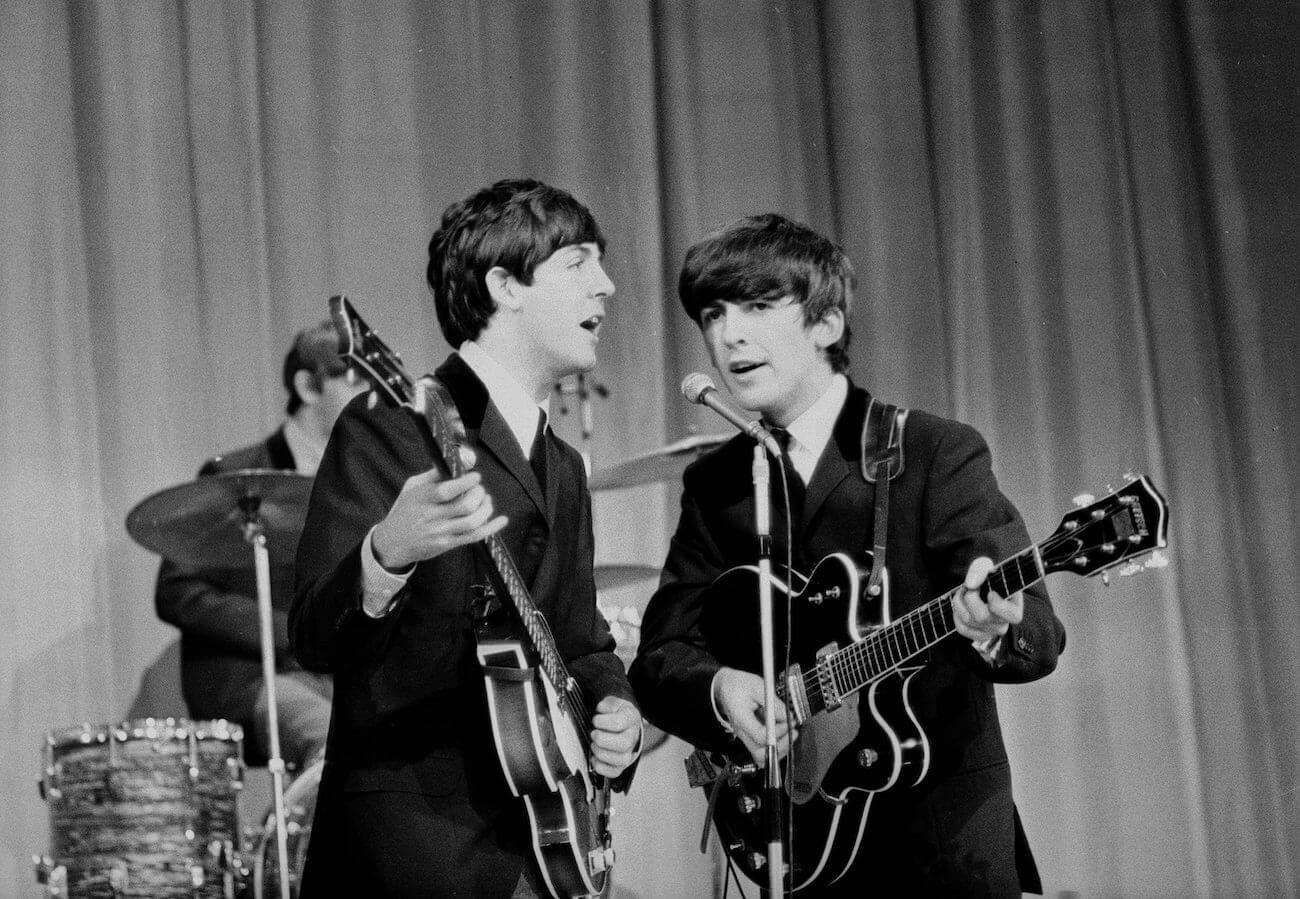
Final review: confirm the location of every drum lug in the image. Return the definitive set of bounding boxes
[41,742,61,801]
[33,855,66,896]
[108,859,129,893]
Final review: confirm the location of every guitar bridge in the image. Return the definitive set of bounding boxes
[815,643,842,712]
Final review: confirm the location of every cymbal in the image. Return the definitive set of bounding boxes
[594,563,659,593]
[126,469,313,569]
[588,433,730,491]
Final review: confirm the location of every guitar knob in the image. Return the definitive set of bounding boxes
[747,851,767,871]
[736,794,761,815]
[857,748,880,768]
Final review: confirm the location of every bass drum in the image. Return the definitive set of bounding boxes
[38,718,244,898]
[252,760,321,899]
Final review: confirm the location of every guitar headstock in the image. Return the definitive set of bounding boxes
[1040,475,1169,579]
[329,294,471,478]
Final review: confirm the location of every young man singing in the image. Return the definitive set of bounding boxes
[631,213,1066,896]
[292,179,641,897]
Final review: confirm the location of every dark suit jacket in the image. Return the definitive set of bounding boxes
[290,353,633,894]
[630,382,1066,896]
[155,428,299,728]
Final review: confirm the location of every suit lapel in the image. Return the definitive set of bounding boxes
[802,385,872,530]
[433,353,548,520]
[479,403,548,518]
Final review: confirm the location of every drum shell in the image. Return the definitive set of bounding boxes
[41,718,245,898]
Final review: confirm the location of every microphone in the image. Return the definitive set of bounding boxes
[680,373,783,456]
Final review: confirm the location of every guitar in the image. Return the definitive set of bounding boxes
[687,476,1169,891]
[330,296,614,899]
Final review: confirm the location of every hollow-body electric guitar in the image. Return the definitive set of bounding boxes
[686,477,1169,891]
[331,296,613,898]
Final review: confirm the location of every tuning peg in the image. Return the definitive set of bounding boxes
[1100,571,1110,587]
[1143,550,1170,569]
[1122,471,1139,483]
[1072,493,1096,508]
[1117,561,1144,577]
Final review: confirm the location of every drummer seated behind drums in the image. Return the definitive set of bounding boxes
[154,321,366,770]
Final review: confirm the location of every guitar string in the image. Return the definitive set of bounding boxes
[799,507,1126,710]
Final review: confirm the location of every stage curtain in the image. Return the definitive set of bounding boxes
[1,0,1295,895]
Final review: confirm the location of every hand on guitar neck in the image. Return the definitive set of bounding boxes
[371,468,508,572]
[951,556,1026,658]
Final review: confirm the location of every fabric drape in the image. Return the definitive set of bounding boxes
[3,1,1296,896]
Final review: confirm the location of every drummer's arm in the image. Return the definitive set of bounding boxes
[155,558,287,658]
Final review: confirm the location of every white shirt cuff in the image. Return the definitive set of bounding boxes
[972,633,1005,665]
[709,669,735,734]
[360,526,413,618]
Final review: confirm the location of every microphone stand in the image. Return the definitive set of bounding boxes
[750,445,786,897]
[239,498,292,899]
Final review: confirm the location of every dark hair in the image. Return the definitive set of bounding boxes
[426,178,606,347]
[282,319,348,415]
[678,213,854,373]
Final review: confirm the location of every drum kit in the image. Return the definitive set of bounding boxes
[34,428,727,898]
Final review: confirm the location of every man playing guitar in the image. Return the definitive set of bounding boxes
[630,213,1067,896]
[291,179,641,897]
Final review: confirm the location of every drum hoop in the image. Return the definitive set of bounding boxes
[44,716,244,749]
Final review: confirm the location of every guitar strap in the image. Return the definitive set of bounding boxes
[859,398,908,598]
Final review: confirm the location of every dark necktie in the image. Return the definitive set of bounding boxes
[766,426,805,535]
[529,412,548,488]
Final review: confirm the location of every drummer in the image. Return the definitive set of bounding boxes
[154,320,365,770]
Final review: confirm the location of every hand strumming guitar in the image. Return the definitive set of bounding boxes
[711,667,799,767]
[590,695,642,778]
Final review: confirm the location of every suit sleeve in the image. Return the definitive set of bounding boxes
[555,465,636,710]
[290,396,423,673]
[629,465,734,752]
[156,559,289,658]
[920,421,1066,683]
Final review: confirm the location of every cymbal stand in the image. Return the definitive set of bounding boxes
[239,496,292,899]
[555,374,607,476]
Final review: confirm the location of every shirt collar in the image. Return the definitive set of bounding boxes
[782,373,848,476]
[457,340,548,457]
[281,415,325,475]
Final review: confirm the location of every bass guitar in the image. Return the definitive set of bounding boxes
[331,296,614,899]
[687,476,1169,891]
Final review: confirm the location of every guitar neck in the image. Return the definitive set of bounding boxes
[481,533,590,729]
[798,545,1045,716]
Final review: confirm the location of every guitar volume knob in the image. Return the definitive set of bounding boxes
[857,748,880,768]
[747,851,767,871]
[736,794,760,815]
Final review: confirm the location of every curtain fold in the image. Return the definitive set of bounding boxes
[3,1,1296,895]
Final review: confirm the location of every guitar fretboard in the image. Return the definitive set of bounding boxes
[795,546,1044,717]
[482,533,593,743]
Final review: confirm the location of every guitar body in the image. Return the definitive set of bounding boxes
[478,642,613,899]
[697,553,931,891]
[689,477,1170,891]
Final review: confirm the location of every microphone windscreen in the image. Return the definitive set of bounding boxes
[681,372,714,404]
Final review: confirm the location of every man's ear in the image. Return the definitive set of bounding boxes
[485,266,522,312]
[292,369,320,408]
[811,308,846,350]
